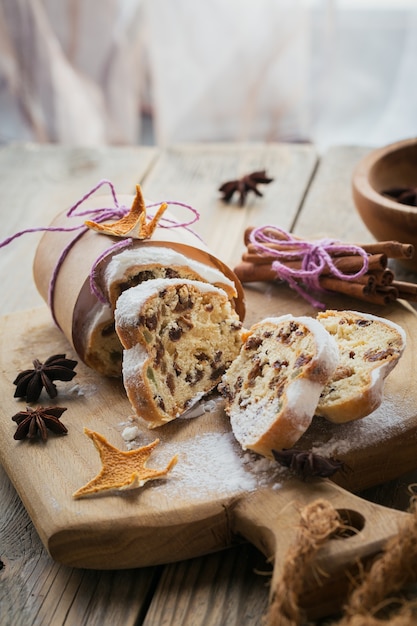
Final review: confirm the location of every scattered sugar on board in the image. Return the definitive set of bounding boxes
[117,396,285,497]
[312,436,351,458]
[156,432,285,498]
[308,391,411,457]
[55,382,98,399]
[120,425,284,498]
[116,381,411,498]
[122,425,140,442]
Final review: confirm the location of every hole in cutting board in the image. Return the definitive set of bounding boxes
[333,508,365,538]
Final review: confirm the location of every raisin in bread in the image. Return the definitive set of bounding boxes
[218,314,339,458]
[316,310,406,423]
[115,278,243,427]
[104,246,238,310]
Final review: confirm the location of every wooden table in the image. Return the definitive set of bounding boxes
[1,142,417,626]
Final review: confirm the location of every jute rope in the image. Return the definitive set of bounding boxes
[265,499,344,626]
[335,605,417,626]
[336,496,417,626]
[264,492,417,626]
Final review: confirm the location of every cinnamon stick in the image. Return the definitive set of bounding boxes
[234,261,395,305]
[392,280,417,301]
[374,286,399,303]
[353,274,377,288]
[319,277,368,297]
[241,252,387,273]
[245,234,414,260]
[381,269,394,285]
[392,280,417,295]
[356,241,414,259]
[234,261,278,283]
[240,226,417,306]
[320,278,395,305]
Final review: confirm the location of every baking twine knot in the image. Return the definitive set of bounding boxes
[249,225,369,308]
[0,179,200,328]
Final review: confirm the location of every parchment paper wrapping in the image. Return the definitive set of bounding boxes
[33,194,245,376]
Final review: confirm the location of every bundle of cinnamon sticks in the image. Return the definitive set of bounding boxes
[234,226,417,306]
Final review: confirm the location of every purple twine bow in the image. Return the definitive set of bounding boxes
[249,225,369,308]
[0,179,201,327]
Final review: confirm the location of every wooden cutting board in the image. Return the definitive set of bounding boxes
[1,293,417,617]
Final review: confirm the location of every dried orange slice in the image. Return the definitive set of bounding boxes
[85,185,168,240]
[73,428,177,498]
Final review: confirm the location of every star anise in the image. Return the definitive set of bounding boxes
[219,170,274,206]
[272,448,344,480]
[13,354,78,403]
[382,186,417,207]
[12,406,68,442]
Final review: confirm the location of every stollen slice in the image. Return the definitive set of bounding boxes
[104,245,238,310]
[316,309,406,423]
[115,278,243,428]
[219,314,339,458]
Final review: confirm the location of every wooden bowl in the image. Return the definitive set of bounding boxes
[352,137,417,272]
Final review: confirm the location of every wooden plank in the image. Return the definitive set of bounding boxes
[142,545,270,626]
[141,142,317,269]
[0,463,160,626]
[293,145,372,241]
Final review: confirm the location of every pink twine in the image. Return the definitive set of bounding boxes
[89,238,133,303]
[249,225,369,308]
[0,179,201,327]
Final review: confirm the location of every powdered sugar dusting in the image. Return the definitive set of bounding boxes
[117,412,285,500]
[122,425,140,441]
[68,382,98,397]
[156,432,286,499]
[312,436,352,458]
[166,432,258,496]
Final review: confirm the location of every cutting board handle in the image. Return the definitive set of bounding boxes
[231,477,409,621]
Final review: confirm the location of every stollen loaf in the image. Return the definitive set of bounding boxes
[33,190,244,378]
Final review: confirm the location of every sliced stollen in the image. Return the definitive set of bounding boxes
[218,314,339,458]
[316,309,406,423]
[115,278,243,428]
[104,246,238,310]
[79,246,241,378]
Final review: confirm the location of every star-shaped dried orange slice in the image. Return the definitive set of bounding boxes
[73,428,177,499]
[85,185,168,240]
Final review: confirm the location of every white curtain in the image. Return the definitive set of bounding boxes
[308,0,417,151]
[143,0,310,145]
[0,0,416,151]
[0,0,145,144]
